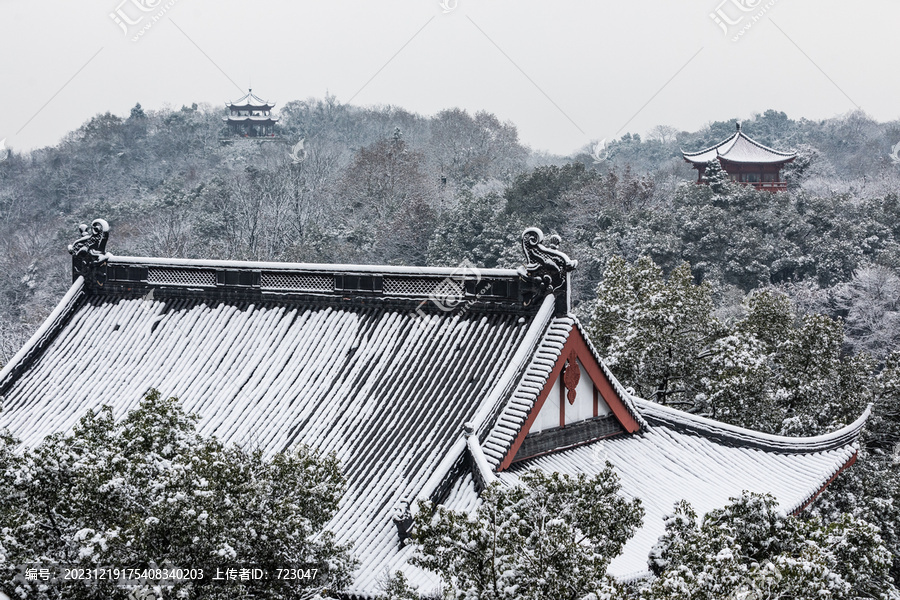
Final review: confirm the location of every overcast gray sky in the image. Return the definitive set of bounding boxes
[1,0,898,155]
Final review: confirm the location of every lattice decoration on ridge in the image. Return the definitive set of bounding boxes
[382,277,443,296]
[147,268,216,287]
[260,272,334,292]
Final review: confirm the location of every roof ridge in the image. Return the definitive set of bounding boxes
[680,131,739,157]
[478,308,573,468]
[108,254,522,278]
[634,397,869,453]
[71,225,579,316]
[472,295,558,434]
[715,132,741,156]
[734,130,797,157]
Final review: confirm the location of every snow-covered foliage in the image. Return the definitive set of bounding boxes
[588,257,717,409]
[379,570,428,600]
[589,257,874,435]
[408,468,643,600]
[700,159,731,194]
[832,265,900,359]
[588,252,900,584]
[728,289,874,435]
[807,351,900,584]
[0,390,355,600]
[426,190,527,269]
[643,492,899,600]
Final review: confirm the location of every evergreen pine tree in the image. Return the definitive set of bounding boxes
[702,159,730,193]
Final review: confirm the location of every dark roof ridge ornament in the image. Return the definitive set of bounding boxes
[517,227,577,314]
[68,218,110,281]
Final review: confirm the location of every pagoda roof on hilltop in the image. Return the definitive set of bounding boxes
[683,123,796,165]
[226,89,275,110]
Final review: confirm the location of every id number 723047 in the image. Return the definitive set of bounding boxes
[275,568,318,580]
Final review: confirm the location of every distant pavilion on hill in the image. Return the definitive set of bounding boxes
[0,221,868,596]
[224,89,278,138]
[683,122,796,192]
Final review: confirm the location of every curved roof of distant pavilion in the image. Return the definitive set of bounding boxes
[683,124,797,165]
[226,89,275,110]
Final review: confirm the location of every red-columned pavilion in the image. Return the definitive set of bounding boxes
[682,123,796,192]
[224,89,278,137]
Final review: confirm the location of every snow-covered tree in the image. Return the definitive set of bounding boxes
[409,468,643,600]
[808,351,900,583]
[706,289,876,434]
[426,191,526,269]
[503,162,598,232]
[378,571,425,600]
[700,159,730,194]
[588,257,875,434]
[832,265,900,359]
[644,492,899,600]
[334,130,439,264]
[0,390,355,600]
[588,256,719,409]
[428,108,528,186]
[701,332,774,431]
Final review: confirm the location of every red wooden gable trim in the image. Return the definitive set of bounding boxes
[498,326,641,471]
[793,451,857,515]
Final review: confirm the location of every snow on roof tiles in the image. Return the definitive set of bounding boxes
[226,90,275,109]
[0,264,553,596]
[0,241,866,597]
[682,129,796,165]
[492,409,859,581]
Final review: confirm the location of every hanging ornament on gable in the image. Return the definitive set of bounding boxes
[563,350,580,404]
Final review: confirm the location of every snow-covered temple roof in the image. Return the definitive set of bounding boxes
[226,89,275,111]
[0,221,865,598]
[682,123,797,165]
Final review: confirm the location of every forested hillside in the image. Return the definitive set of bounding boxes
[3,102,898,364]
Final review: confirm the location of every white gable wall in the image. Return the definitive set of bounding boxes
[531,360,612,434]
[566,359,603,424]
[532,376,562,432]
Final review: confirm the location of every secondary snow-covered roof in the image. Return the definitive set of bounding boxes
[498,398,864,581]
[682,125,796,165]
